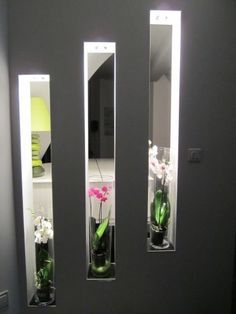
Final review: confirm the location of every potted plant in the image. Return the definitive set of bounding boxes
[149,142,173,249]
[33,216,55,305]
[88,184,112,277]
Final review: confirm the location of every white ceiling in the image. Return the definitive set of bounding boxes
[88,53,113,80]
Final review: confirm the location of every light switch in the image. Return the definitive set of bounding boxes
[0,291,8,310]
[188,148,202,162]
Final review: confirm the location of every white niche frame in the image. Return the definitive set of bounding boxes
[84,42,116,280]
[149,10,181,251]
[18,74,55,303]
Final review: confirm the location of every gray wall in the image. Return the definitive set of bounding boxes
[8,0,236,313]
[0,1,20,313]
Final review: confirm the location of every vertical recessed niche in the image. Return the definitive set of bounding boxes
[18,75,56,305]
[84,42,116,280]
[148,11,181,252]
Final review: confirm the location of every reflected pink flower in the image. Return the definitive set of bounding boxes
[88,187,101,197]
[101,196,108,202]
[88,188,94,197]
[93,188,99,195]
[88,184,111,203]
[96,192,103,199]
[102,186,108,192]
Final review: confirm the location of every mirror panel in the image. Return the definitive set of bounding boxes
[18,75,56,306]
[148,11,181,251]
[84,42,116,279]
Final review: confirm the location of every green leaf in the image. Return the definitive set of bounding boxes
[150,202,155,223]
[154,189,162,224]
[159,201,171,228]
[92,216,110,251]
[35,250,53,288]
[96,217,109,239]
[92,233,100,251]
[159,203,167,226]
[44,258,53,281]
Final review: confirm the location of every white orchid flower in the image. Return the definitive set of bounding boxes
[46,228,53,239]
[148,144,173,186]
[42,220,52,230]
[34,216,41,226]
[34,216,54,244]
[149,144,158,159]
[34,229,42,243]
[41,234,49,244]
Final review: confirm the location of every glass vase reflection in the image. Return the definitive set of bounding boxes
[34,242,55,306]
[88,176,113,277]
[33,216,55,305]
[149,146,172,249]
[90,218,112,277]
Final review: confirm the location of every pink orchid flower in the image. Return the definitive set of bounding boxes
[88,188,94,197]
[101,196,108,202]
[101,186,108,192]
[88,185,111,203]
[96,192,103,199]
[92,188,99,195]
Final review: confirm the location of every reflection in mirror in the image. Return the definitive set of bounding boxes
[148,11,181,252]
[89,54,114,158]
[150,25,172,147]
[18,75,56,306]
[84,43,116,279]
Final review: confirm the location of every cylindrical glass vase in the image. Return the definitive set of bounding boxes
[149,147,171,250]
[34,242,55,306]
[88,175,114,277]
[90,223,112,277]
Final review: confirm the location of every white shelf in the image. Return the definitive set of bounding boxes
[32,163,52,184]
[32,159,115,184]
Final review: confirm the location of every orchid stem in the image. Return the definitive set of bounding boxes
[99,202,102,223]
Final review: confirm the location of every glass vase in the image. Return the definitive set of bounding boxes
[34,242,55,306]
[90,218,112,277]
[88,175,113,277]
[149,147,171,250]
